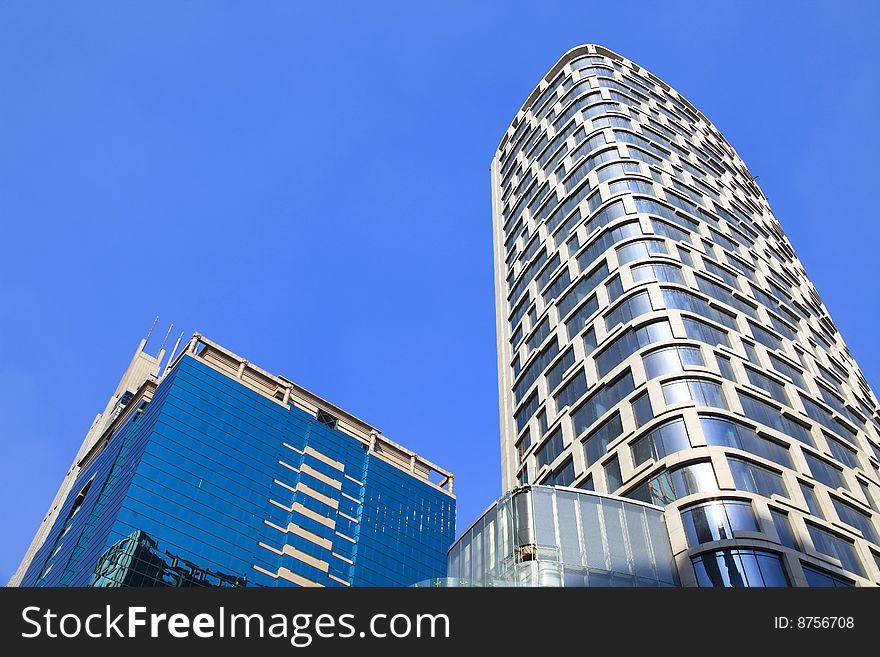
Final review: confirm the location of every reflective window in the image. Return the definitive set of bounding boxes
[545,346,575,393]
[800,482,824,519]
[583,412,624,466]
[682,317,730,348]
[631,391,653,428]
[804,452,846,490]
[554,370,588,412]
[571,369,636,436]
[728,456,787,498]
[565,295,600,339]
[745,367,790,405]
[606,274,624,302]
[692,549,789,587]
[643,345,704,379]
[616,239,668,264]
[738,392,814,446]
[595,319,673,377]
[631,418,691,466]
[604,291,654,331]
[701,416,792,469]
[681,500,758,546]
[536,427,565,469]
[802,565,853,588]
[807,523,864,577]
[626,461,718,506]
[661,289,737,330]
[662,379,727,409]
[631,262,684,285]
[831,497,878,544]
[768,353,807,389]
[605,456,623,492]
[770,509,799,550]
[826,434,859,469]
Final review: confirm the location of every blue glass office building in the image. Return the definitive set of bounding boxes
[18,334,455,588]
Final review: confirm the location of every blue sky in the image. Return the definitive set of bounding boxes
[1,1,878,583]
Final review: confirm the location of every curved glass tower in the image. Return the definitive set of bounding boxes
[491,44,880,587]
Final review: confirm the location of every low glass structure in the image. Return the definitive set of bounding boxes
[443,485,677,586]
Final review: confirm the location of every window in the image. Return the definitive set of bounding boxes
[545,346,575,393]
[768,353,807,389]
[583,411,624,466]
[571,370,635,436]
[716,354,736,381]
[770,509,798,550]
[605,455,623,492]
[616,239,668,264]
[604,291,653,331]
[516,429,532,463]
[536,427,565,470]
[577,220,641,271]
[596,161,641,183]
[578,475,596,490]
[697,275,758,319]
[802,565,853,588]
[631,262,684,284]
[831,497,878,544]
[651,218,693,243]
[546,459,576,487]
[605,274,624,302]
[826,434,859,469]
[583,326,598,353]
[744,367,790,405]
[701,416,792,469]
[554,370,588,412]
[662,379,727,409]
[631,391,653,427]
[678,246,694,267]
[558,262,609,318]
[681,500,758,546]
[692,549,789,587]
[626,461,718,506]
[742,340,760,365]
[738,392,814,446]
[804,452,846,490]
[807,523,864,577]
[682,317,730,348]
[316,410,338,429]
[748,321,783,352]
[542,268,571,304]
[661,289,737,330]
[800,482,824,519]
[595,319,672,377]
[564,295,600,339]
[800,394,858,445]
[728,456,787,498]
[514,338,559,403]
[631,418,691,466]
[515,391,539,433]
[643,345,704,379]
[703,258,740,289]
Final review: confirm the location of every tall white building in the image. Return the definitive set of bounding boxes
[490,44,880,586]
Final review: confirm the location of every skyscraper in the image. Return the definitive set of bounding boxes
[12,332,455,587]
[491,44,880,586]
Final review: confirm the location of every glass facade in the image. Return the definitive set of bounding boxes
[21,340,455,588]
[443,485,677,587]
[492,44,880,586]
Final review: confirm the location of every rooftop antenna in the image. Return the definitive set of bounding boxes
[162,332,185,379]
[145,315,159,343]
[159,322,174,353]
